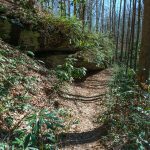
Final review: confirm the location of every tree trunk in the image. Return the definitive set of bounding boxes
[95,0,99,32]
[68,0,70,17]
[120,0,126,62]
[125,0,132,68]
[112,0,116,38]
[134,0,141,70]
[137,0,150,84]
[116,0,122,61]
[74,0,77,17]
[101,0,104,32]
[129,0,137,68]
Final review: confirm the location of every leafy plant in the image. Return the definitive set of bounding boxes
[12,109,64,150]
[0,4,7,13]
[55,57,86,83]
[74,32,114,68]
[26,51,35,58]
[102,66,150,149]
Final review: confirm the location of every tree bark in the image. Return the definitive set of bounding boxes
[134,0,141,70]
[74,0,77,17]
[137,0,150,84]
[68,0,70,17]
[120,0,126,62]
[95,0,99,32]
[129,0,137,68]
[116,0,122,60]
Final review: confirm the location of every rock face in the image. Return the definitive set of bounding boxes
[0,19,11,42]
[0,19,104,71]
[19,30,40,51]
[76,60,105,71]
[0,18,75,52]
[0,19,39,50]
[0,10,104,72]
[37,54,105,71]
[41,55,68,68]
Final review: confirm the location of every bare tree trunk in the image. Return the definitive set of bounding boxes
[116,0,122,61]
[63,0,66,16]
[87,0,92,32]
[101,0,104,32]
[112,0,116,38]
[60,0,63,16]
[109,0,112,32]
[130,0,137,68]
[138,0,150,84]
[125,0,132,67]
[120,0,126,62]
[74,0,77,17]
[98,0,102,31]
[134,0,141,70]
[81,0,86,31]
[68,0,70,17]
[95,0,99,32]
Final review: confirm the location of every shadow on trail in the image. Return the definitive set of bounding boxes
[58,123,110,147]
[58,91,106,102]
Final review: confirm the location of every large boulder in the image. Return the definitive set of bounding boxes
[41,55,68,68]
[76,59,105,71]
[37,53,105,71]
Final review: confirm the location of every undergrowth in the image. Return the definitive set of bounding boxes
[75,32,114,67]
[0,39,86,149]
[102,66,150,150]
[0,2,114,68]
[0,42,64,149]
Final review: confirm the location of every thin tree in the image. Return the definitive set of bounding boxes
[101,0,104,32]
[74,0,77,17]
[116,0,122,60]
[95,0,99,32]
[134,0,141,70]
[125,0,132,66]
[129,0,137,68]
[120,0,126,62]
[68,0,71,17]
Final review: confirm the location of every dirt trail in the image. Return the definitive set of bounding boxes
[57,69,112,150]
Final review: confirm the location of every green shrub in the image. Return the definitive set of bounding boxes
[0,43,65,150]
[12,109,64,150]
[0,4,7,13]
[76,32,114,67]
[55,57,86,83]
[102,66,150,149]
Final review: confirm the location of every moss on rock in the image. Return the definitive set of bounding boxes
[19,30,40,51]
[0,19,11,41]
[44,55,68,68]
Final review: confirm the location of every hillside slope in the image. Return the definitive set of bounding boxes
[0,38,56,131]
[0,39,112,149]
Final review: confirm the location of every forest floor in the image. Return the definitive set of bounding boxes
[0,39,112,150]
[0,1,112,148]
[57,69,112,150]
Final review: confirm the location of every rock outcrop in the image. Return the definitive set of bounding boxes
[0,1,112,71]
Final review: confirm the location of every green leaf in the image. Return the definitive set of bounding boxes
[45,122,53,129]
[44,133,56,143]
[31,134,36,145]
[27,51,35,57]
[24,133,31,149]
